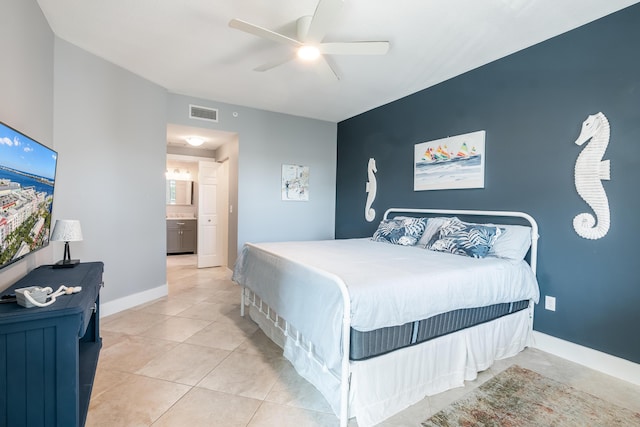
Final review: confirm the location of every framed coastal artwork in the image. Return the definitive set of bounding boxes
[281,164,309,201]
[414,130,485,191]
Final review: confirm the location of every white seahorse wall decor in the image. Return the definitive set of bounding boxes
[365,158,377,222]
[573,112,611,240]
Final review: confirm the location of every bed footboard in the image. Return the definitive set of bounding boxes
[241,286,353,427]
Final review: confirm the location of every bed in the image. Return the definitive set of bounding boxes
[232,208,540,426]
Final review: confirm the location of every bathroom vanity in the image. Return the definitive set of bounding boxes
[166,219,197,254]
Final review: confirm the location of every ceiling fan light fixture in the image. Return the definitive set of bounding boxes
[297,45,321,61]
[230,0,388,77]
[186,137,204,147]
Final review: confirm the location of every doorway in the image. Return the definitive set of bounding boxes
[165,124,238,272]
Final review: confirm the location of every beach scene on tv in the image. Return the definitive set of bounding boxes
[0,123,57,269]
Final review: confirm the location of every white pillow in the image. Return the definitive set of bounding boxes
[489,224,532,261]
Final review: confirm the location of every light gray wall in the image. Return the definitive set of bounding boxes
[167,94,337,255]
[52,38,168,303]
[0,0,55,289]
[2,0,336,304]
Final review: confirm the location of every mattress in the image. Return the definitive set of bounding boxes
[349,299,530,360]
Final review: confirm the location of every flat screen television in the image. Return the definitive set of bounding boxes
[0,121,57,270]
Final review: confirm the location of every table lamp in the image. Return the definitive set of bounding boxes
[50,219,83,268]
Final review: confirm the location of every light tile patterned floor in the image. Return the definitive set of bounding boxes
[87,255,640,426]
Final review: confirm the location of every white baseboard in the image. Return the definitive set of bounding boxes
[99,283,168,318]
[532,331,640,386]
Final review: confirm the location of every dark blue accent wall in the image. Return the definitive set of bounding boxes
[336,4,640,364]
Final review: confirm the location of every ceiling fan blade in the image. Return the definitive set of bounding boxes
[319,41,390,55]
[254,53,297,72]
[229,18,301,48]
[305,0,344,42]
[315,55,340,80]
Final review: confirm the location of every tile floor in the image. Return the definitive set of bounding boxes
[87,254,640,426]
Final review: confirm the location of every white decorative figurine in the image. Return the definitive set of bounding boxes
[365,158,377,222]
[573,112,611,240]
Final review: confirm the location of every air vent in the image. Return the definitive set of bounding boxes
[189,104,218,122]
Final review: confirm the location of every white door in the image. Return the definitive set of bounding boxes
[217,160,229,266]
[197,161,222,268]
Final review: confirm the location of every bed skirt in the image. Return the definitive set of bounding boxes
[247,295,533,427]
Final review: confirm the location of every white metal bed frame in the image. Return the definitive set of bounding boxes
[239,208,539,427]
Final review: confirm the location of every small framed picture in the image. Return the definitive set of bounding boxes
[282,164,309,201]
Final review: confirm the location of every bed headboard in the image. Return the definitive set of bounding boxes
[383,208,539,274]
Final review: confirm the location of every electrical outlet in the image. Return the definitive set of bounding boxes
[545,295,556,311]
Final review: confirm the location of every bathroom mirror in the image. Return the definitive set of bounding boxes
[166,180,193,205]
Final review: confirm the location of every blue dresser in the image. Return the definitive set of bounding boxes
[0,262,104,427]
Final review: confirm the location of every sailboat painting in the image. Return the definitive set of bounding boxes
[414,130,485,191]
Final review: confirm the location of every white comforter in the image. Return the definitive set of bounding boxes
[233,238,539,374]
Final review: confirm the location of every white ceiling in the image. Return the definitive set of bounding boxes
[37,0,638,124]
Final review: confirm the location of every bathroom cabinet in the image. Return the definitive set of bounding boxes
[166,219,197,254]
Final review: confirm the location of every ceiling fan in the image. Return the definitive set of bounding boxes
[229,0,389,80]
